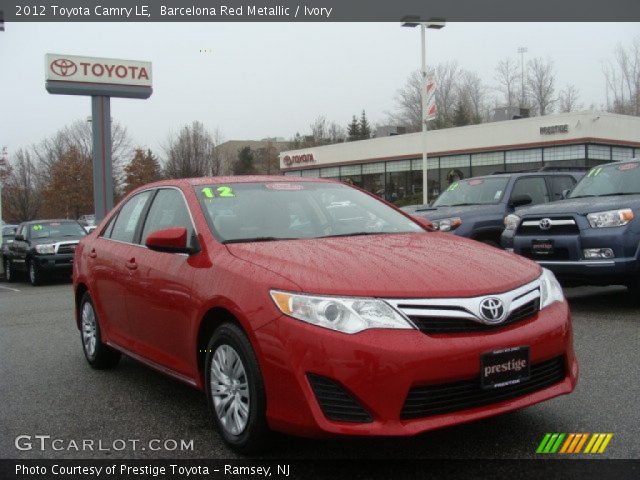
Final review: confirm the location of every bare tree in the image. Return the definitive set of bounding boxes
[495,57,520,108]
[459,71,488,123]
[433,61,463,127]
[3,149,42,222]
[387,70,422,132]
[163,121,216,178]
[558,84,583,113]
[211,127,225,176]
[603,37,640,116]
[527,57,556,116]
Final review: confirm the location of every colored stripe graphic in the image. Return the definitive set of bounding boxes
[537,433,612,454]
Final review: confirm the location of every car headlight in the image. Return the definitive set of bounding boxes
[587,209,633,228]
[539,268,564,309]
[270,290,414,334]
[432,217,462,232]
[504,214,521,231]
[35,244,56,255]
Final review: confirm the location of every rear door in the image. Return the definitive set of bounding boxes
[10,224,29,272]
[125,187,199,376]
[509,176,551,207]
[88,190,153,348]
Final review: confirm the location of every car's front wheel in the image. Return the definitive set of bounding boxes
[205,323,270,453]
[4,258,15,282]
[80,292,121,369]
[27,259,45,286]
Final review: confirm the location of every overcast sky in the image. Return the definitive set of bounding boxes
[1,22,638,158]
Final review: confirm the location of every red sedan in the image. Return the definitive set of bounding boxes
[72,177,578,452]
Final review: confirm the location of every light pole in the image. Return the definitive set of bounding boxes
[518,46,528,109]
[402,17,445,205]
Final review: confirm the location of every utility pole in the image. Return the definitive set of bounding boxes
[518,47,528,108]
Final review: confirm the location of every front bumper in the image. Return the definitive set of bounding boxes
[254,301,577,437]
[33,254,74,272]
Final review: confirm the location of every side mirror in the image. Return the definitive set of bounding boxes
[411,216,435,231]
[509,194,533,208]
[561,189,571,199]
[145,227,196,254]
[14,234,24,242]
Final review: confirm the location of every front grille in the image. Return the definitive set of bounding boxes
[307,374,372,423]
[401,356,566,420]
[517,218,579,235]
[521,248,571,261]
[57,244,77,254]
[409,298,539,334]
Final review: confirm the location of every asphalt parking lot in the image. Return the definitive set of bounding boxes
[0,279,638,460]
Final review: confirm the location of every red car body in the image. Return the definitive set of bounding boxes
[73,177,577,441]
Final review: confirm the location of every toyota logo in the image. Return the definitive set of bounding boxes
[479,298,506,323]
[50,58,77,77]
[539,218,552,230]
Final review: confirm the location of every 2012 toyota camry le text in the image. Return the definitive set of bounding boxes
[72,177,578,452]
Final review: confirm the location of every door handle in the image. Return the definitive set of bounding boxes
[125,258,138,270]
[89,248,97,258]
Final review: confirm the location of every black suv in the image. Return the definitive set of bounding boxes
[410,169,585,246]
[4,219,87,285]
[502,159,640,292]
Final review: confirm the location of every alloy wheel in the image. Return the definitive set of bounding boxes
[210,344,250,436]
[81,301,97,358]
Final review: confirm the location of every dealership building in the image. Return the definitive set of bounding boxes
[279,111,640,202]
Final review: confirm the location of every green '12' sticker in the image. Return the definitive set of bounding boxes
[447,182,459,192]
[202,186,235,199]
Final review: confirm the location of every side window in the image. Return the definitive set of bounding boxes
[548,176,576,201]
[510,177,550,205]
[101,214,118,238]
[141,189,195,247]
[109,191,153,243]
[19,225,27,239]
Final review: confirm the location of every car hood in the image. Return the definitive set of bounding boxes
[516,194,640,217]
[226,233,540,298]
[413,204,501,221]
[31,236,84,246]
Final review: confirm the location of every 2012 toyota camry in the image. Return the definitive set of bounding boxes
[72,177,578,452]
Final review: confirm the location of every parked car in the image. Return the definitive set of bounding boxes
[502,159,640,293]
[5,219,87,285]
[73,177,577,452]
[411,169,586,247]
[78,214,96,227]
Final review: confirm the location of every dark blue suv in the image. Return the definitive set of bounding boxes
[502,159,640,292]
[410,169,584,247]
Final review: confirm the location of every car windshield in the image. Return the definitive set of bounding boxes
[196,182,423,243]
[432,177,509,207]
[30,221,87,239]
[569,161,640,198]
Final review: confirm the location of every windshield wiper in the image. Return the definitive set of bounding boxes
[320,232,389,239]
[597,192,639,197]
[568,195,596,199]
[222,237,299,244]
[446,203,481,207]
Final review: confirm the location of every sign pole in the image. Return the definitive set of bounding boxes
[421,24,429,206]
[91,96,113,222]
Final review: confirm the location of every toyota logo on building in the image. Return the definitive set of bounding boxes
[479,298,506,323]
[539,218,552,230]
[50,58,77,77]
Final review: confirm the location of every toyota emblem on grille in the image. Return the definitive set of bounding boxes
[539,218,552,230]
[479,298,505,323]
[50,58,77,77]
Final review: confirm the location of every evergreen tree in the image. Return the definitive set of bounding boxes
[347,115,360,142]
[233,146,257,175]
[358,110,371,139]
[452,98,472,127]
[123,148,162,194]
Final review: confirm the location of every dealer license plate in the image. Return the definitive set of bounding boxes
[481,346,530,389]
[532,239,554,256]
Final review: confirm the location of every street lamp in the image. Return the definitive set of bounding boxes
[402,17,445,205]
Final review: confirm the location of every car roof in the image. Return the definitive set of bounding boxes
[22,219,79,225]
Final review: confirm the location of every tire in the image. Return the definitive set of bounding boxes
[4,258,15,283]
[205,323,270,453]
[79,292,121,369]
[626,277,640,304]
[27,258,45,286]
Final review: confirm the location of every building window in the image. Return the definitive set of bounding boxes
[544,145,586,162]
[361,162,385,198]
[386,160,411,172]
[320,167,340,178]
[505,148,542,172]
[588,145,611,161]
[300,169,320,177]
[340,165,362,187]
[284,171,301,177]
[411,158,439,170]
[612,147,633,161]
[471,151,504,176]
[440,155,471,190]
